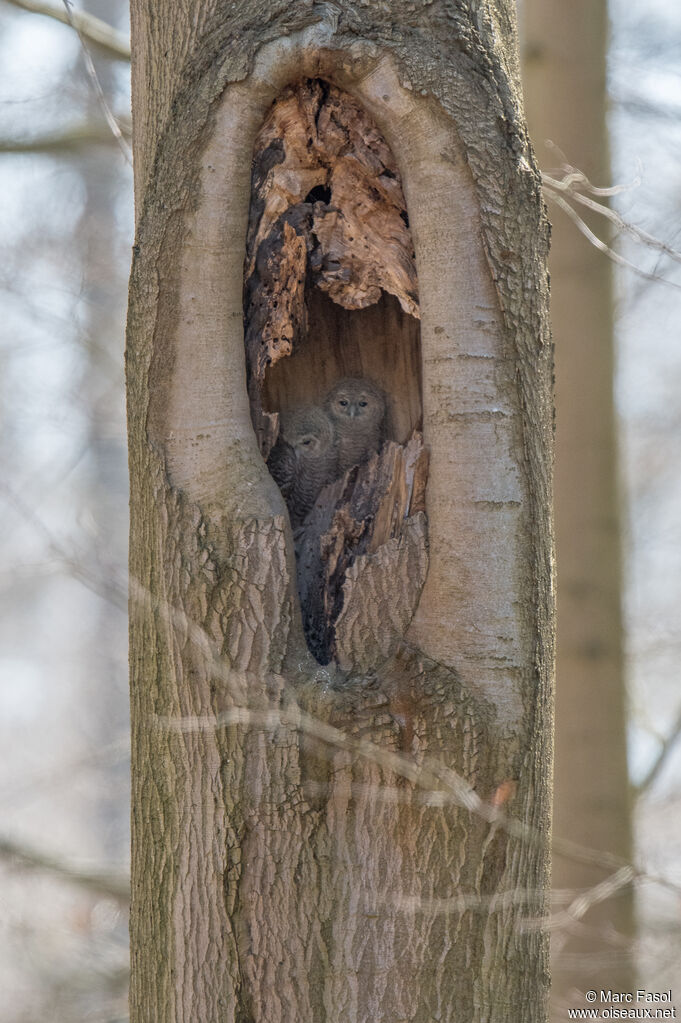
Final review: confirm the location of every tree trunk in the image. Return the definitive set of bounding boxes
[522,1,633,1008]
[127,2,554,1020]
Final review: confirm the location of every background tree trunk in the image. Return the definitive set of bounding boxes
[522,0,634,1009]
[76,0,130,869]
[127,2,553,1020]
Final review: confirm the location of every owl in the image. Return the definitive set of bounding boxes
[267,405,338,527]
[324,377,387,474]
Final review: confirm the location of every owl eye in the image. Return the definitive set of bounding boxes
[301,438,312,446]
[339,399,348,407]
[359,400,368,407]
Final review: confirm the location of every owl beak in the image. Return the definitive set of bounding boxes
[349,406,358,418]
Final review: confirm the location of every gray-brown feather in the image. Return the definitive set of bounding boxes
[324,377,386,474]
[267,405,338,527]
[267,438,296,497]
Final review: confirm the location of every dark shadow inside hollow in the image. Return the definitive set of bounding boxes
[243,78,428,668]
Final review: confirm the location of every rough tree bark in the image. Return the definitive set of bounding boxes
[127,2,553,1021]
[522,1,633,1009]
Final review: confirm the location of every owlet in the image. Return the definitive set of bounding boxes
[267,405,338,527]
[324,377,386,474]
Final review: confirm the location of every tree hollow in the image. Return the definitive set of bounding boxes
[243,79,427,667]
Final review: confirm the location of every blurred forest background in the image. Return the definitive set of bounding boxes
[0,1,679,1020]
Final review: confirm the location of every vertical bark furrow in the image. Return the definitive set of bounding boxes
[229,653,499,1023]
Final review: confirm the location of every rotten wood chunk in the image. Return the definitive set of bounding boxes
[244,79,419,407]
[245,217,309,385]
[296,434,429,668]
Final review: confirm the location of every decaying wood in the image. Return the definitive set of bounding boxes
[244,77,428,666]
[245,217,309,383]
[244,79,419,410]
[296,435,429,668]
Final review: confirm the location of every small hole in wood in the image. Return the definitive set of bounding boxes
[305,184,332,204]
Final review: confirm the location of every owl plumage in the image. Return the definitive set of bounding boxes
[324,377,386,474]
[267,405,338,527]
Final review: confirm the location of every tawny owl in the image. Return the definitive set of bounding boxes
[267,405,338,527]
[324,377,387,474]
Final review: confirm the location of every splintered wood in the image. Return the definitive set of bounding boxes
[244,78,419,397]
[296,436,429,669]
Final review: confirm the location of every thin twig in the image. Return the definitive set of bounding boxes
[543,140,641,196]
[547,866,636,932]
[0,834,129,901]
[634,705,681,797]
[544,189,681,291]
[393,887,544,916]
[61,0,132,166]
[542,172,681,265]
[541,141,681,285]
[4,482,680,904]
[0,480,128,611]
[4,0,130,60]
[158,704,681,899]
[0,119,132,154]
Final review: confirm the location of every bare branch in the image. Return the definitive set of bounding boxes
[4,482,679,906]
[0,480,128,611]
[547,866,636,932]
[0,834,129,901]
[542,171,681,266]
[3,0,130,60]
[394,887,544,916]
[159,704,681,899]
[539,143,681,289]
[634,705,681,797]
[542,141,641,197]
[0,119,131,154]
[61,0,132,165]
[544,189,681,292]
